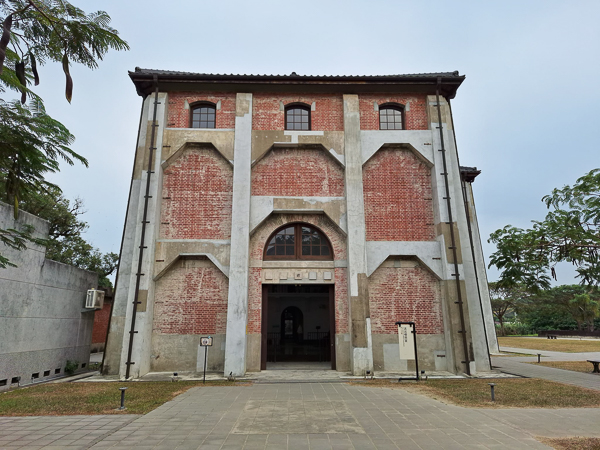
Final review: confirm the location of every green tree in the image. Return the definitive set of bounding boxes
[569,293,599,331]
[514,285,600,332]
[488,282,527,336]
[0,1,128,268]
[7,185,118,286]
[488,169,600,289]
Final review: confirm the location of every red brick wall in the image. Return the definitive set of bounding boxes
[247,268,262,334]
[253,94,343,131]
[363,148,435,241]
[153,262,228,335]
[369,264,443,334]
[251,148,344,197]
[160,148,233,240]
[335,268,348,334]
[167,92,236,128]
[359,94,428,130]
[92,300,112,344]
[247,214,347,337]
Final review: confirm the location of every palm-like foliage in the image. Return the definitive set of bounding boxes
[0,1,127,268]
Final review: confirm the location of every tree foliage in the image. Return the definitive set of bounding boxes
[4,184,118,286]
[488,282,528,336]
[489,169,600,289]
[504,285,600,333]
[0,98,85,217]
[1,0,129,102]
[0,1,127,269]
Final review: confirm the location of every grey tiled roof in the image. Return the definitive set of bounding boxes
[131,68,462,79]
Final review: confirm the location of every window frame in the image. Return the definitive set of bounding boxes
[378,103,405,130]
[190,101,217,129]
[263,223,333,261]
[284,103,311,131]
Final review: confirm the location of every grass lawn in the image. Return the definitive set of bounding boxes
[498,337,600,353]
[354,378,600,408]
[539,437,600,450]
[526,360,598,374]
[0,381,244,416]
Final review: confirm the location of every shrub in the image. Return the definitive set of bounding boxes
[64,360,79,375]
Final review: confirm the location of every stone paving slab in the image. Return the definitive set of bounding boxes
[94,383,554,449]
[0,414,140,449]
[3,382,600,449]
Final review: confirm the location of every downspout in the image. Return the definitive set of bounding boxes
[447,99,493,371]
[125,75,160,380]
[101,95,147,373]
[435,78,471,375]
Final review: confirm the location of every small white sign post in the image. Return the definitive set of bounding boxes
[200,336,213,384]
[396,322,419,381]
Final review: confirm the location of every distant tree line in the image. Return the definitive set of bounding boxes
[490,283,600,336]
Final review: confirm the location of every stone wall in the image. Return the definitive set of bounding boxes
[0,202,98,391]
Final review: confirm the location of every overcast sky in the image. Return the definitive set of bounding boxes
[21,0,600,285]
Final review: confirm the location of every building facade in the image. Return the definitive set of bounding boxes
[104,69,498,378]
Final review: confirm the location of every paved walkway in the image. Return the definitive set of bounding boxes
[494,347,600,391]
[2,382,600,449]
[500,347,600,361]
[0,415,139,450]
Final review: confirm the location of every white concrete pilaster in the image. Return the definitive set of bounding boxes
[224,93,253,377]
[343,94,373,375]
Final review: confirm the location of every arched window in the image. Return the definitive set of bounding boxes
[285,103,310,130]
[264,224,333,260]
[190,102,216,128]
[379,103,404,130]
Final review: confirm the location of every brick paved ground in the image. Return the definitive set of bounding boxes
[3,382,600,449]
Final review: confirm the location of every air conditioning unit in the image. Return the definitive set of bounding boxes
[85,289,105,309]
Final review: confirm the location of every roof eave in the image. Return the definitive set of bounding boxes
[129,72,465,98]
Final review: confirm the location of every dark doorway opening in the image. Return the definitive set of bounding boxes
[261,284,335,370]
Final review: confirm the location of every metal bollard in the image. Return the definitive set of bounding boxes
[537,353,541,363]
[488,383,496,402]
[119,387,128,410]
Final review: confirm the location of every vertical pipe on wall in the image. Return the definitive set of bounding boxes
[435,78,471,375]
[125,76,160,380]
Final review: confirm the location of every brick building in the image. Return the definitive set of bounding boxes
[104,69,498,378]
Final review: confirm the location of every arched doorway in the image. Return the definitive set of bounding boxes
[281,306,303,343]
[260,223,336,370]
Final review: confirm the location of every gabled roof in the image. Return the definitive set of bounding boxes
[129,68,465,98]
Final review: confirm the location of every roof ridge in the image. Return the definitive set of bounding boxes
[131,67,461,78]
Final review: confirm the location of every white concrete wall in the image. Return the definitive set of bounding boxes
[0,202,98,391]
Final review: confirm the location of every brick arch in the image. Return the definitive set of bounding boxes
[363,147,435,242]
[247,213,348,336]
[250,213,347,262]
[160,147,233,240]
[251,148,344,197]
[263,222,334,261]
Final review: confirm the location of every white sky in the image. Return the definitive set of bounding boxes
[21,0,600,285]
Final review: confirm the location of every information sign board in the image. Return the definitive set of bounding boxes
[398,323,415,360]
[200,336,213,347]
